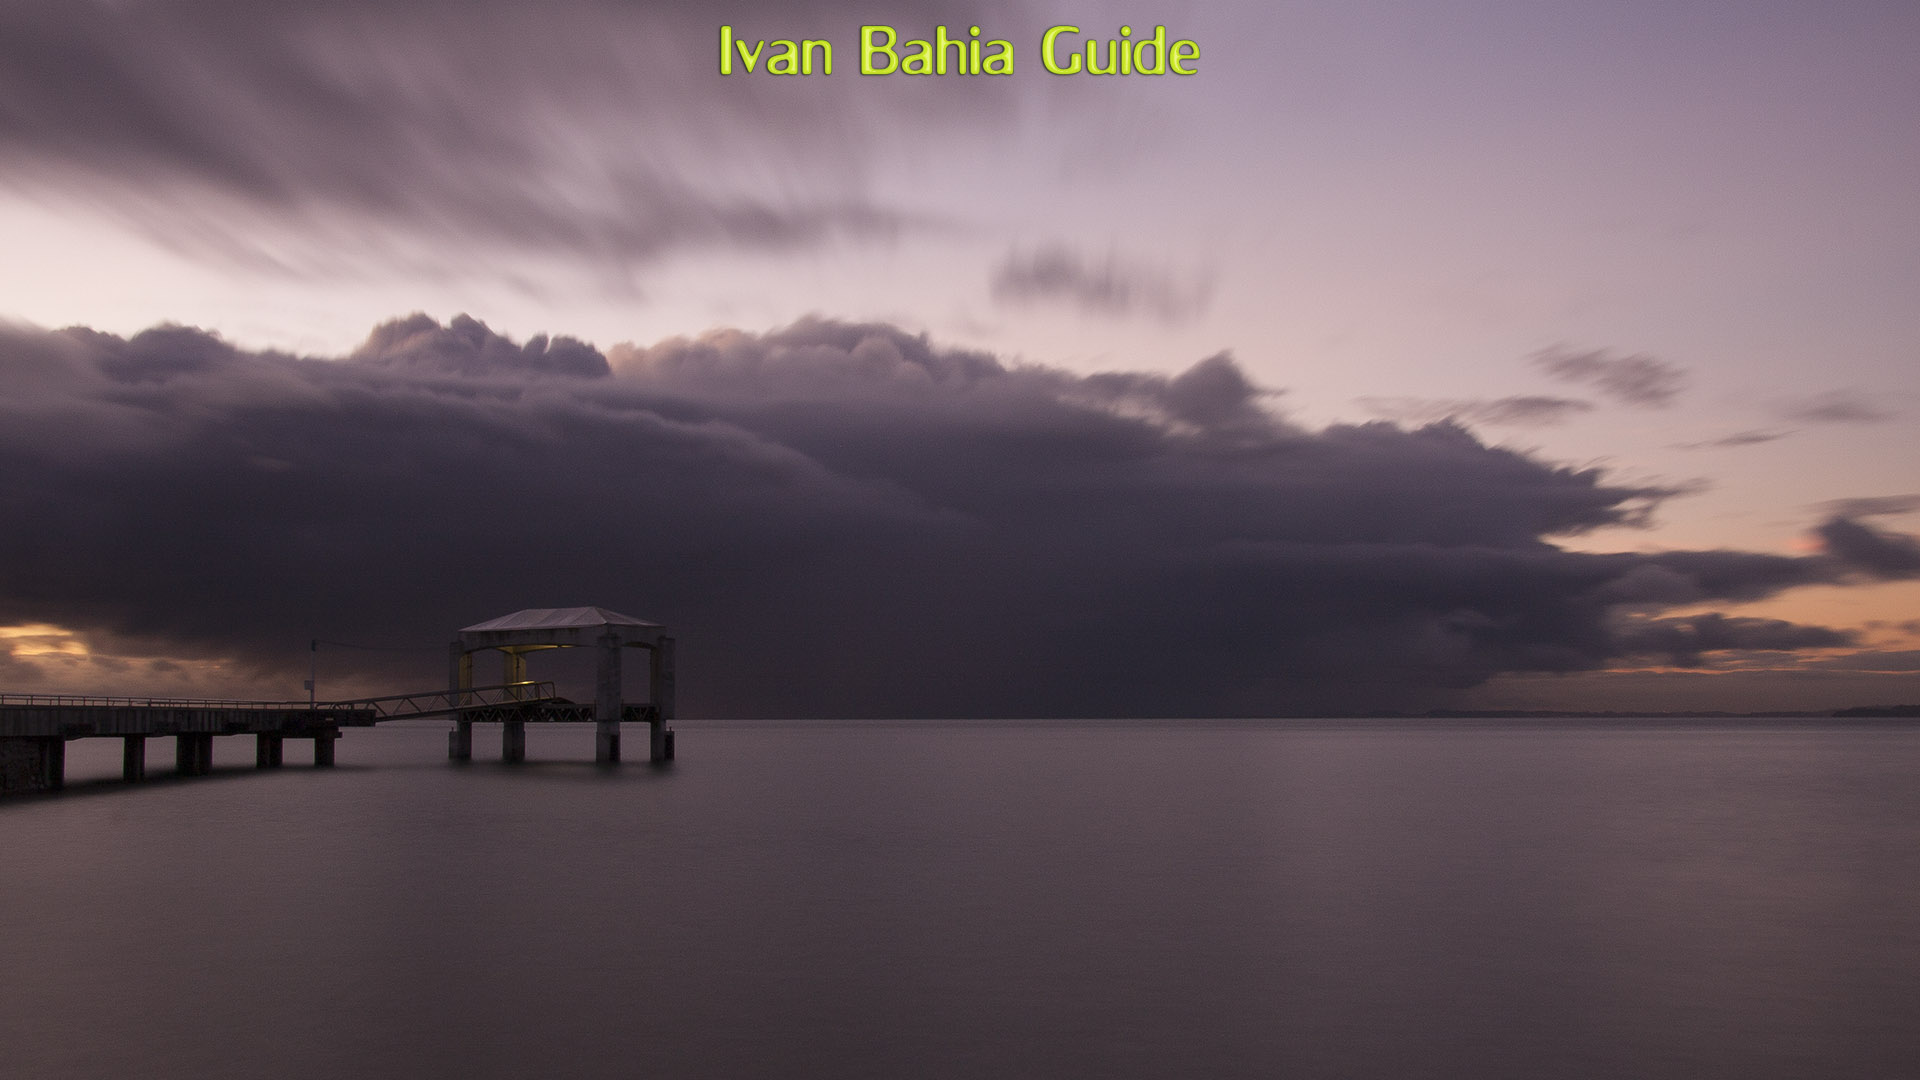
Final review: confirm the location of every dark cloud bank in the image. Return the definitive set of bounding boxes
[2,315,1912,717]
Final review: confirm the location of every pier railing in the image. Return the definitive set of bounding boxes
[0,681,560,719]
[337,681,561,720]
[0,692,319,709]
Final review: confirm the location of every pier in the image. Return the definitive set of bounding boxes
[0,694,367,793]
[0,606,676,795]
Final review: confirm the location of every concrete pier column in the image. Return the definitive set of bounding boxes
[594,630,622,764]
[448,719,473,761]
[503,719,527,762]
[313,731,337,767]
[503,650,527,697]
[651,637,677,722]
[123,735,147,782]
[3,738,44,793]
[649,637,676,763]
[0,737,66,793]
[255,733,284,768]
[176,733,213,776]
[450,641,473,705]
[43,738,65,791]
[597,726,621,763]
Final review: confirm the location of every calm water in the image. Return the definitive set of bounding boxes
[3,719,1917,1079]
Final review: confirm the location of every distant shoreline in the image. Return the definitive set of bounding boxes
[1423,706,1920,720]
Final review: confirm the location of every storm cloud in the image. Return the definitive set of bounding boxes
[0,315,1888,716]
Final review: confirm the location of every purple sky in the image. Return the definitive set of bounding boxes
[1,0,1915,714]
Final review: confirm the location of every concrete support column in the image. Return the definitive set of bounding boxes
[597,727,621,763]
[502,720,526,763]
[255,733,284,768]
[313,731,337,767]
[651,637,677,722]
[2,738,41,793]
[450,641,473,704]
[448,719,473,761]
[649,637,677,763]
[594,631,622,764]
[176,733,213,776]
[1,737,65,793]
[43,738,65,791]
[503,650,527,698]
[123,735,147,782]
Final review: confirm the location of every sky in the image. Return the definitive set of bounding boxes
[1,0,1916,715]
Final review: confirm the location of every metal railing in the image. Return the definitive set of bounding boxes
[339,682,561,720]
[0,692,316,710]
[0,681,560,719]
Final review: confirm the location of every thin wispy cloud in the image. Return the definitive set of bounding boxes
[1817,494,1920,519]
[1778,390,1896,425]
[1359,395,1594,429]
[0,0,1015,278]
[1610,613,1855,668]
[1532,345,1687,407]
[990,246,1212,323]
[1672,429,1795,450]
[1806,649,1920,673]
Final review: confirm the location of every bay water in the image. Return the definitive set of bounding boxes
[3,719,1917,1078]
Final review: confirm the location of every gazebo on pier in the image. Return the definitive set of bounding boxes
[449,607,676,763]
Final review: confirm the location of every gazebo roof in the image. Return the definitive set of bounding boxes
[460,606,659,633]
[457,606,665,650]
